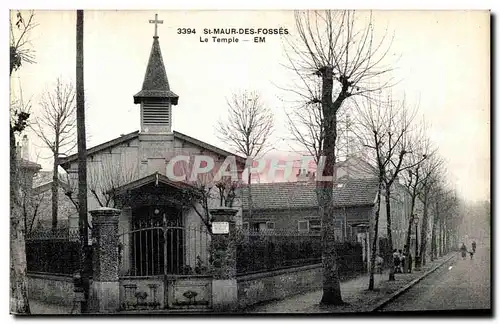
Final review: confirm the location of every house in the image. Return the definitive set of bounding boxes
[15,136,42,233]
[28,170,77,232]
[57,29,246,284]
[240,154,429,266]
[241,176,380,239]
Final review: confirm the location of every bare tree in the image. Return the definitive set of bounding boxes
[400,129,433,259]
[31,78,77,229]
[285,99,358,165]
[354,94,427,287]
[281,10,395,304]
[416,155,444,267]
[65,154,138,210]
[215,90,273,224]
[9,10,37,314]
[428,179,454,261]
[175,154,243,234]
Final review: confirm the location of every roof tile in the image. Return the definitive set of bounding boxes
[241,178,379,210]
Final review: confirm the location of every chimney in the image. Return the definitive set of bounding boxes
[21,135,29,160]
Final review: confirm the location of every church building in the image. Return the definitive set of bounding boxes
[58,18,245,308]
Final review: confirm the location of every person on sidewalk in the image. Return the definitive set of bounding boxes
[460,243,467,260]
[398,249,405,274]
[375,254,384,274]
[392,249,401,274]
[472,240,477,253]
[404,245,412,273]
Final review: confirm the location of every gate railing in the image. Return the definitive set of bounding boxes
[119,217,211,277]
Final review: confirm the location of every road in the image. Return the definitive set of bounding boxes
[379,243,491,312]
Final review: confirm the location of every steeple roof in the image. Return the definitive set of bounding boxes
[134,37,179,105]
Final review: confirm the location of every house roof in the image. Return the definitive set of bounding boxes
[241,177,380,210]
[32,170,69,188]
[133,37,179,105]
[19,158,41,171]
[32,180,71,195]
[58,130,246,169]
[334,155,377,176]
[332,177,380,208]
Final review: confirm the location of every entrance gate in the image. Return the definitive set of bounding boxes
[118,214,212,310]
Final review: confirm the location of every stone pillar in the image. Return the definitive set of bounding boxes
[89,207,121,313]
[209,208,239,312]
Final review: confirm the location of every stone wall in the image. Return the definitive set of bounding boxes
[28,273,75,307]
[237,263,322,309]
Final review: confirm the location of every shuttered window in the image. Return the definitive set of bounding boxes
[143,104,170,125]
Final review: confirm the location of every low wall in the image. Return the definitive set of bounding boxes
[28,273,75,307]
[237,264,322,309]
[119,275,212,311]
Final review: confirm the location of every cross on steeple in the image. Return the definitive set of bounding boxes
[149,13,163,38]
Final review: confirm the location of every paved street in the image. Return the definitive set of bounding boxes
[379,244,491,312]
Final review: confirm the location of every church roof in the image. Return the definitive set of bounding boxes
[57,130,246,169]
[133,37,179,105]
[112,172,193,196]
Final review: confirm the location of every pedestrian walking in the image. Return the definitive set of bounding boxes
[472,240,477,253]
[460,243,467,260]
[404,245,412,273]
[393,249,401,274]
[375,254,384,274]
[398,249,405,274]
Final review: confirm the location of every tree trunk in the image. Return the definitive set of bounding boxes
[385,186,395,281]
[439,215,443,257]
[247,163,252,221]
[419,193,429,266]
[369,182,382,291]
[405,193,417,256]
[319,66,343,305]
[430,208,438,261]
[51,149,59,229]
[447,223,450,254]
[10,129,31,314]
[76,10,90,313]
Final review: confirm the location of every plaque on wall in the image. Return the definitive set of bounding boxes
[212,222,229,234]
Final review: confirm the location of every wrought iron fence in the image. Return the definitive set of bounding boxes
[236,230,365,276]
[119,218,211,277]
[26,228,84,275]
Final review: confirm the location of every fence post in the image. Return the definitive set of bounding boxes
[209,207,239,312]
[88,207,121,313]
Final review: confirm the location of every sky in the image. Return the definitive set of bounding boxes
[10,10,490,202]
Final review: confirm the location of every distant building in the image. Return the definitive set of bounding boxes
[29,170,76,231]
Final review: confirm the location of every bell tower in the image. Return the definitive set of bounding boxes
[134,14,179,134]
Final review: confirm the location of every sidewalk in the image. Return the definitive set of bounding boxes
[244,252,457,313]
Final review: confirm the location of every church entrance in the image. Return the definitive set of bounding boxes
[128,205,184,276]
[115,173,213,310]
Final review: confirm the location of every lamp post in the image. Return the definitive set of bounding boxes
[414,215,420,271]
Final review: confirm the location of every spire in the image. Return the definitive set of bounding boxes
[133,16,178,105]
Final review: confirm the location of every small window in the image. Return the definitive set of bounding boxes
[298,220,309,232]
[309,219,321,233]
[266,222,275,230]
[242,222,249,230]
